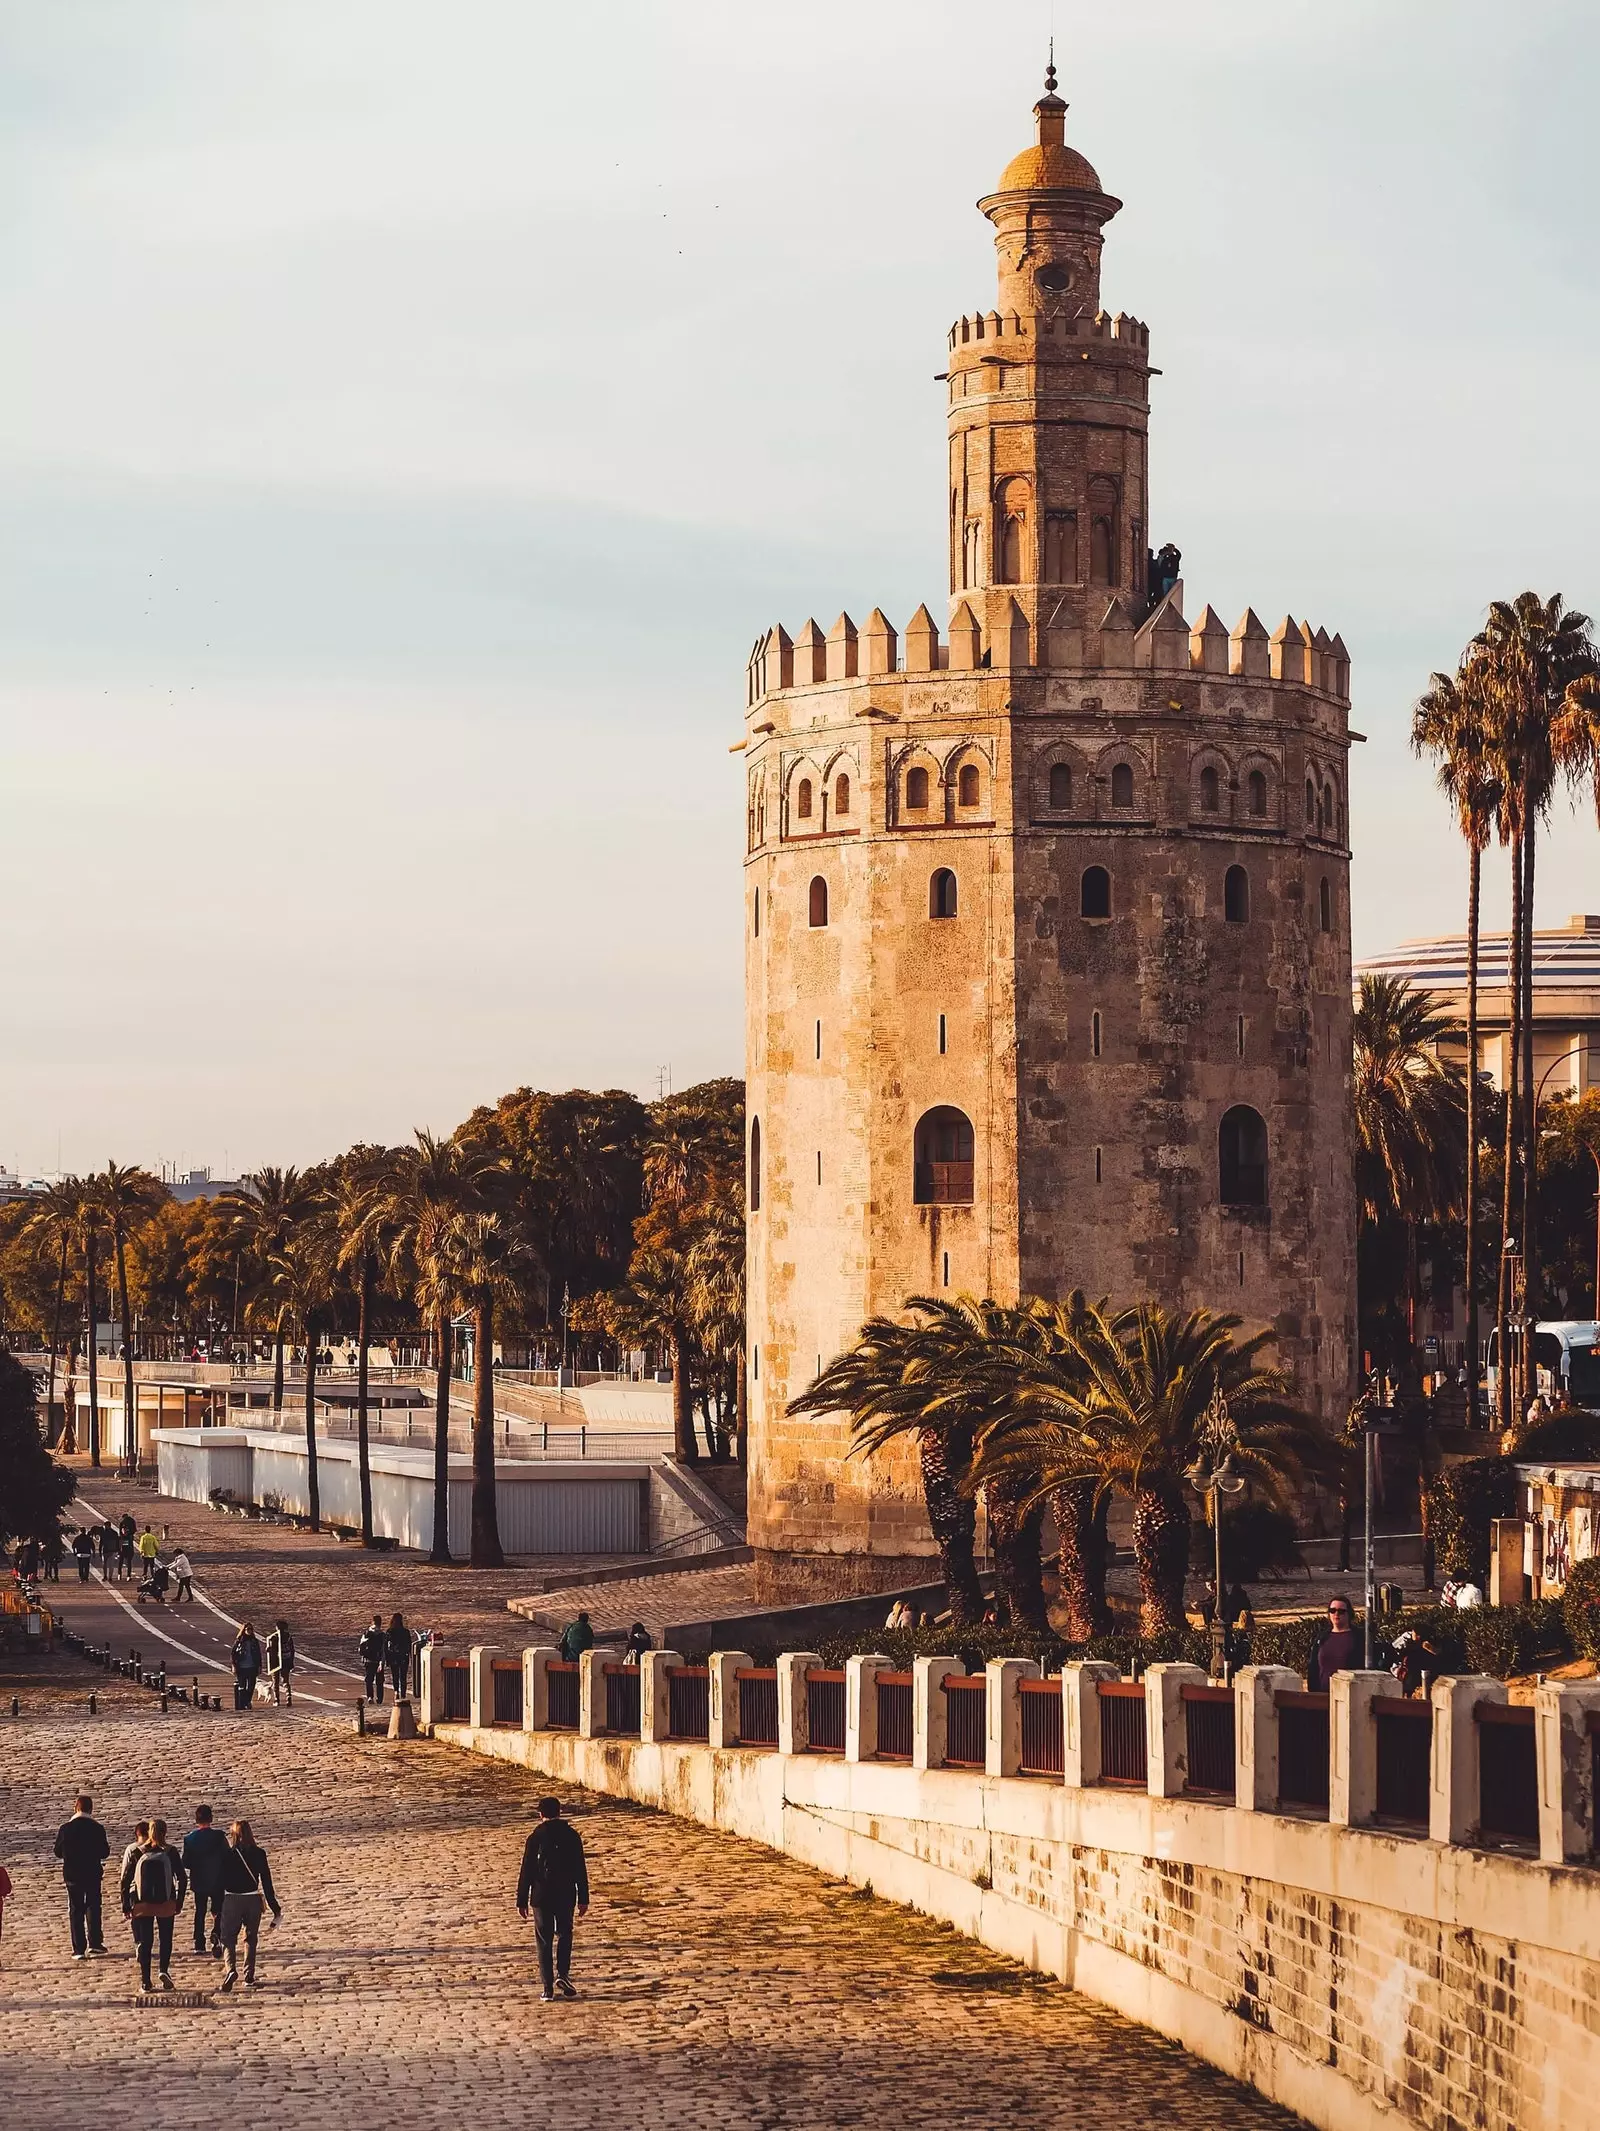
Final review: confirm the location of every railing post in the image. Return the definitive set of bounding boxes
[845,1653,892,1764]
[912,1655,962,1771]
[1535,1678,1600,1864]
[522,1645,558,1731]
[1234,1665,1301,1812]
[984,1657,1039,1778]
[580,1647,623,1739]
[708,1650,753,1749]
[1062,1661,1118,1787]
[1430,1674,1501,1846]
[1329,1670,1400,1828]
[639,1649,683,1745]
[418,1641,439,1731]
[777,1650,820,1756]
[1144,1662,1207,1798]
[467,1646,498,1731]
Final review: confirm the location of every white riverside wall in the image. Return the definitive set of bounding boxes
[431,1669,1600,2131]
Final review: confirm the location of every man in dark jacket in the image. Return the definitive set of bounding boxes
[516,1797,590,2002]
[53,1793,110,1958]
[358,1615,386,1703]
[182,1804,229,1957]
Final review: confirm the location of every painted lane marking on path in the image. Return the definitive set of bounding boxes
[80,1572,344,1710]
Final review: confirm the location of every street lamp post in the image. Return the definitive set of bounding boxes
[1184,1385,1246,1683]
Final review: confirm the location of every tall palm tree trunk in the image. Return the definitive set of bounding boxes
[85,1234,101,1468]
[1521,818,1539,1402]
[303,1317,321,1532]
[1131,1482,1191,1637]
[430,1307,454,1564]
[1498,831,1523,1429]
[1049,1479,1111,1641]
[1465,836,1482,1424]
[671,1332,698,1465]
[45,1233,66,1448]
[983,1473,1048,1631]
[919,1428,984,1626]
[356,1255,374,1546]
[272,1307,287,1419]
[113,1218,136,1468]
[470,1292,505,1568]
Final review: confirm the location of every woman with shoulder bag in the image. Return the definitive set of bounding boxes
[218,1819,282,1991]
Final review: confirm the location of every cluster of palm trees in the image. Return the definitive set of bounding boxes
[791,1295,1328,1635]
[1412,591,1600,1424]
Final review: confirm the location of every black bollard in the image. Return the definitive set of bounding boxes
[160,1691,169,1714]
[355,1696,366,1736]
[88,1691,97,1716]
[10,1695,18,1717]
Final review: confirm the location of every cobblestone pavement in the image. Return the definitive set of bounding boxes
[0,1696,1305,2130]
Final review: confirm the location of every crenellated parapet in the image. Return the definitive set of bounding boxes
[947,306,1149,352]
[745,592,1350,709]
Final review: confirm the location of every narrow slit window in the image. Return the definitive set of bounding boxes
[942,1251,950,1288]
[834,772,851,817]
[1238,1251,1246,1287]
[815,1020,821,1060]
[797,777,813,821]
[938,1013,947,1056]
[1320,876,1333,932]
[753,887,760,937]
[1094,1146,1102,1185]
[808,875,828,928]
[1091,1010,1102,1058]
[816,1150,822,1185]
[1237,1015,1245,1059]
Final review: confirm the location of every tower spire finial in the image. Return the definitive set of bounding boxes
[1045,39,1057,96]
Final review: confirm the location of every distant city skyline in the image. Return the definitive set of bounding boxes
[2,2,1597,1175]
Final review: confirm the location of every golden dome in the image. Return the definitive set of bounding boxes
[997,139,1102,194]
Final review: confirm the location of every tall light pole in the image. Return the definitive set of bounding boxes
[1184,1385,1246,1682]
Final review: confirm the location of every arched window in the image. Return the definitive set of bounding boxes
[834,772,851,817]
[796,777,813,822]
[1320,875,1333,933]
[905,765,930,812]
[1305,777,1316,825]
[1043,512,1076,584]
[1247,769,1267,818]
[930,868,958,920]
[1324,780,1337,833]
[748,1119,761,1212]
[1224,865,1250,923]
[808,875,828,928]
[958,763,980,808]
[913,1106,975,1205]
[1200,766,1220,814]
[1110,762,1134,809]
[1048,761,1073,810]
[1090,517,1114,585]
[995,478,1029,584]
[1081,865,1111,919]
[1219,1106,1268,1207]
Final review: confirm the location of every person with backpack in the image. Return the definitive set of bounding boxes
[71,1529,95,1583]
[516,1797,590,2003]
[53,1793,110,1959]
[384,1611,414,1700]
[231,1622,264,1711]
[121,1821,187,1994]
[358,1615,387,1704]
[217,1819,281,1991]
[96,1520,120,1580]
[182,1805,229,1958]
[266,1620,296,1707]
[559,1612,594,1664]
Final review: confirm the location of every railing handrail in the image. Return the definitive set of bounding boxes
[1180,1683,1233,1704]
[1475,1700,1536,1727]
[805,1667,846,1684]
[1274,1688,1328,1711]
[489,1657,520,1671]
[875,1670,914,1688]
[547,1658,579,1674]
[735,1666,776,1682]
[667,1663,709,1679]
[1096,1678,1146,1699]
[440,1655,468,1670]
[1017,1676,1061,1694]
[942,1672,985,1691]
[1372,1697,1432,1720]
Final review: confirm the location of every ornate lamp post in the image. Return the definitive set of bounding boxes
[1184,1385,1246,1682]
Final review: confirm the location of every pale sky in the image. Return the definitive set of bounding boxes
[1,2,1597,1177]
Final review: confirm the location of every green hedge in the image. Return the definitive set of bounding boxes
[1423,1459,1519,1585]
[1563,1557,1600,1661]
[1241,1600,1571,1684]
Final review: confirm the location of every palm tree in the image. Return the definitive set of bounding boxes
[604,1247,701,1464]
[1473,593,1599,1411]
[1413,660,1502,1423]
[328,1148,392,1547]
[98,1163,166,1467]
[685,1174,746,1464]
[372,1132,496,1565]
[1352,975,1467,1379]
[268,1181,334,1531]
[450,1200,537,1568]
[218,1168,309,1421]
[972,1304,1324,1635]
[63,1180,106,1467]
[787,1302,987,1625]
[22,1181,80,1448]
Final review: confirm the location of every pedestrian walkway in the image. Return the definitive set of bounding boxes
[1,1697,1304,2130]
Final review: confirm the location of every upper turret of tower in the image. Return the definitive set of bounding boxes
[978,61,1122,320]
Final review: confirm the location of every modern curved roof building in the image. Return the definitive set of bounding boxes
[1356,913,1600,1095]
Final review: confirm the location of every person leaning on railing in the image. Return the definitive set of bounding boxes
[1313,1598,1362,1689]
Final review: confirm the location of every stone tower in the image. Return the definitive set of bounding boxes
[741,71,1357,1601]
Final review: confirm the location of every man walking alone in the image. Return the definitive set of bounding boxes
[516,1798,589,2003]
[358,1615,386,1705]
[52,1794,109,1960]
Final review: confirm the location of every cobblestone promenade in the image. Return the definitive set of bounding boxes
[3,1685,1305,2130]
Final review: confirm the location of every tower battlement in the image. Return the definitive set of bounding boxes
[746,599,1350,707]
[947,307,1149,352]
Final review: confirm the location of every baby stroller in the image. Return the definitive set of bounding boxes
[138,1559,171,1605]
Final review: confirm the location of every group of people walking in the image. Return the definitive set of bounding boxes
[357,1612,418,1702]
[54,1514,197,1602]
[52,1795,283,1993]
[229,1621,296,1709]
